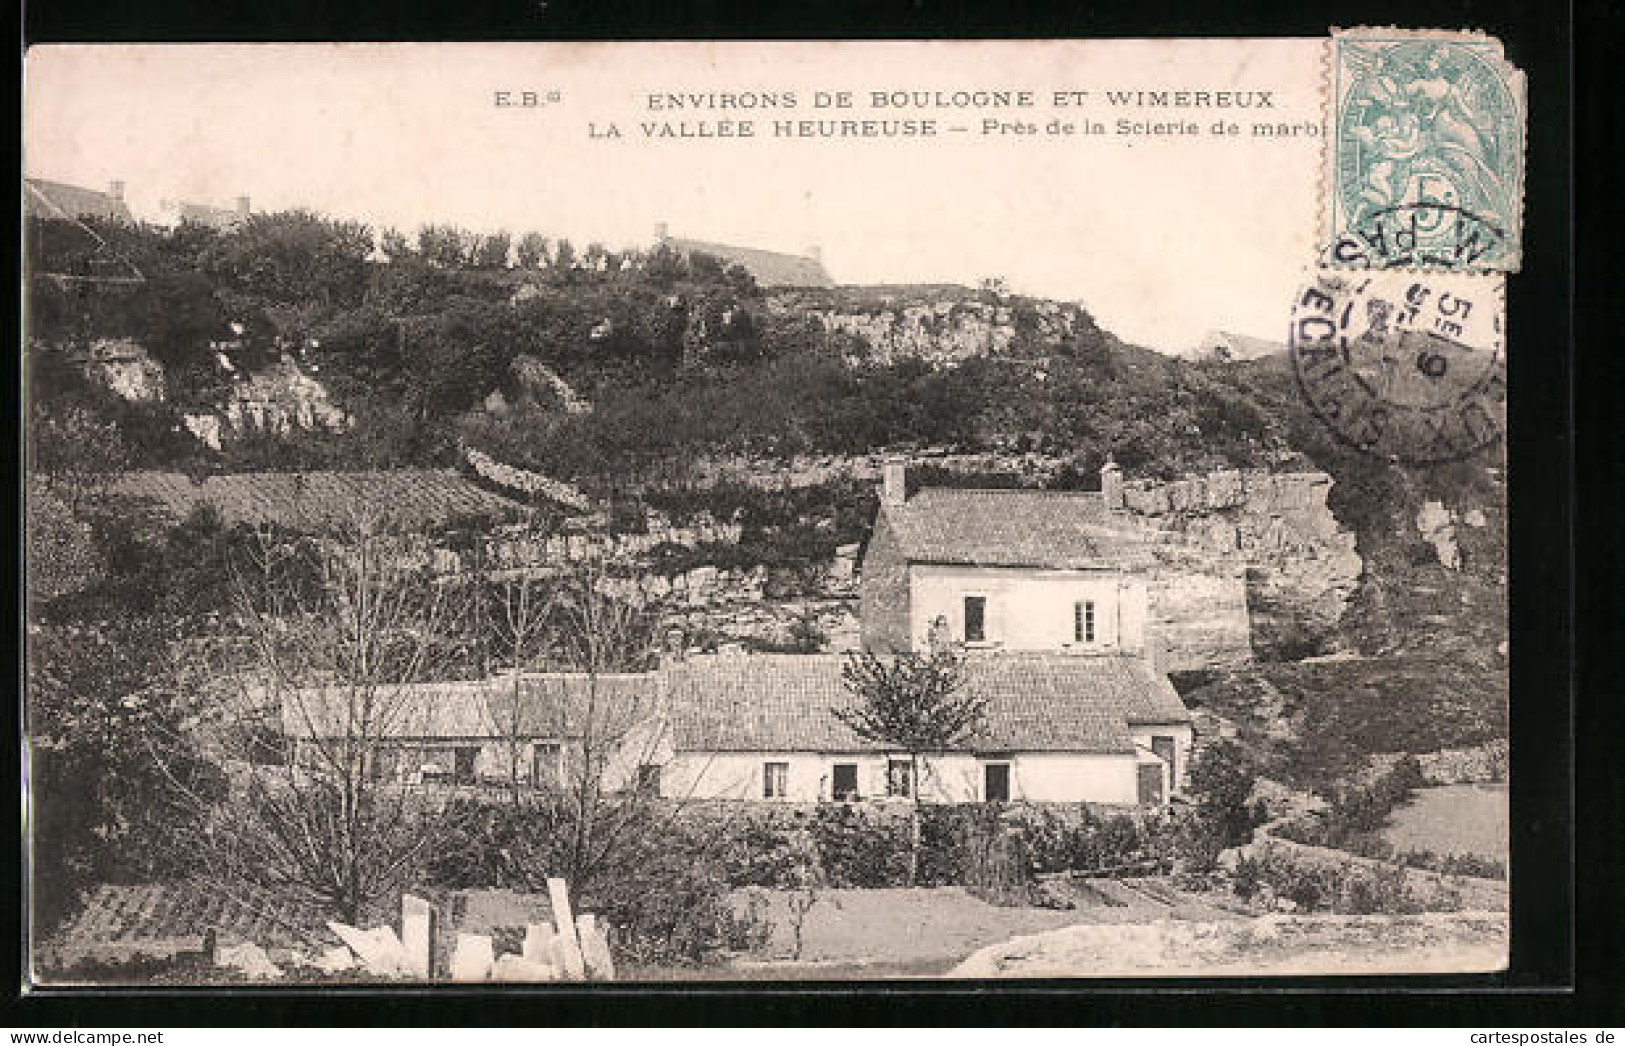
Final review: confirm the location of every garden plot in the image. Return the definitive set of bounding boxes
[1383,784,1509,863]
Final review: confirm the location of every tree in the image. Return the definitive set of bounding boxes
[416,224,471,269]
[516,232,550,270]
[201,210,373,312]
[473,231,512,270]
[161,508,475,926]
[837,646,984,883]
[551,238,577,272]
[378,228,411,262]
[478,556,669,892]
[27,619,225,933]
[1177,737,1261,871]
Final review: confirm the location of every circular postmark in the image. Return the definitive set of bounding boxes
[1326,201,1508,271]
[1288,267,1505,465]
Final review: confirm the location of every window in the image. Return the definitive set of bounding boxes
[1074,599,1096,643]
[763,761,789,799]
[886,758,914,799]
[635,763,662,795]
[831,763,860,801]
[532,742,563,787]
[963,595,987,643]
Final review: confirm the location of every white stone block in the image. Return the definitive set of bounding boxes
[449,933,495,982]
[490,954,558,982]
[400,894,436,979]
[216,941,283,980]
[522,922,557,964]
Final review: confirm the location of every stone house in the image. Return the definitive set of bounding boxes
[281,674,663,789]
[860,459,1156,657]
[653,222,833,288]
[659,653,1192,806]
[25,177,134,223]
[278,652,1192,806]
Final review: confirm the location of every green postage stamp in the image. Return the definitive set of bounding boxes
[1326,28,1527,272]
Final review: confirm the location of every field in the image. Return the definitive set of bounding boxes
[1383,784,1509,863]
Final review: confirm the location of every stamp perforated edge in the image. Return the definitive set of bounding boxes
[1318,26,1528,275]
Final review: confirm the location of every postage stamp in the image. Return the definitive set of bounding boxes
[1324,28,1527,273]
[1289,267,1505,464]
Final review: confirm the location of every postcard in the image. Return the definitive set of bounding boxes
[22,36,1519,984]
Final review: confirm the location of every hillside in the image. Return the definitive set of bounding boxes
[26,210,1507,752]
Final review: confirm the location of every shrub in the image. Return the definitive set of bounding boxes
[1230,845,1454,915]
[1276,755,1430,856]
[424,796,755,968]
[810,804,913,887]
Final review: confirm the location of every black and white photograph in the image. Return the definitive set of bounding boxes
[21,38,1522,986]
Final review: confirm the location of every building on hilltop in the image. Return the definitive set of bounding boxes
[1189,329,1284,363]
[653,222,833,288]
[860,458,1157,656]
[25,177,134,224]
[162,194,252,230]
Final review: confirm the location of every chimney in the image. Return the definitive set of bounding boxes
[1101,456,1123,510]
[107,180,125,202]
[653,221,669,244]
[235,195,251,217]
[882,457,908,507]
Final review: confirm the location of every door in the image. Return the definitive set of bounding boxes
[1150,736,1177,789]
[831,763,859,801]
[454,746,478,785]
[984,763,1010,803]
[1137,762,1165,806]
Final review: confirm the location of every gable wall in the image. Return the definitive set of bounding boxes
[859,515,913,652]
[908,564,1148,653]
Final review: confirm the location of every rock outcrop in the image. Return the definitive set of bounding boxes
[769,288,1096,367]
[1123,471,1362,667]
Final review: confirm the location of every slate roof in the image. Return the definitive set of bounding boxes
[284,673,659,740]
[280,654,1188,756]
[25,178,134,223]
[663,653,1189,755]
[881,488,1154,570]
[116,470,530,532]
[664,236,833,288]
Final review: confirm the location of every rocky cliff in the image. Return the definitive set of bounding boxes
[768,286,1099,366]
[1121,471,1363,668]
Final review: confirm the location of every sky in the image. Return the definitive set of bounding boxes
[24,41,1325,352]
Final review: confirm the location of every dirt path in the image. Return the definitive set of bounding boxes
[723,882,1243,978]
[950,910,1508,978]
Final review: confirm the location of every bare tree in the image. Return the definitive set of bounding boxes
[157,506,474,927]
[837,646,984,885]
[479,552,674,898]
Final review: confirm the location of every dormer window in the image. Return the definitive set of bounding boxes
[964,595,987,643]
[1074,600,1096,644]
